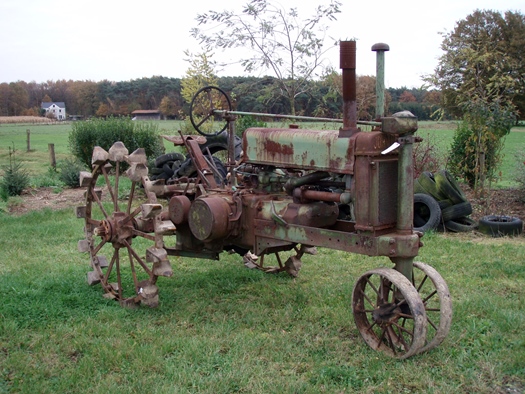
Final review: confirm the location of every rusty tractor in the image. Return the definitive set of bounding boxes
[76,41,452,359]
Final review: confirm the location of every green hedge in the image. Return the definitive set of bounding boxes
[69,116,165,168]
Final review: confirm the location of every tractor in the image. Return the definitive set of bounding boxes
[76,41,451,359]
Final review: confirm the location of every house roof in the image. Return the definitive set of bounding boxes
[41,102,66,109]
[131,110,160,114]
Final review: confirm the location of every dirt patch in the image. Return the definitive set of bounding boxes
[465,186,525,222]
[6,187,85,215]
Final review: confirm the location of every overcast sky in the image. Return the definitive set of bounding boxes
[0,0,523,88]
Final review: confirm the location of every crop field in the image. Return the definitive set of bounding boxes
[0,119,524,393]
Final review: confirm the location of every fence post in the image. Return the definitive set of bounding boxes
[27,129,30,152]
[48,143,56,170]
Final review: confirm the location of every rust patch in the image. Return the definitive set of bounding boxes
[264,139,293,156]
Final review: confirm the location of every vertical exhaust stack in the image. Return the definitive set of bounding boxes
[339,40,359,138]
[372,43,390,120]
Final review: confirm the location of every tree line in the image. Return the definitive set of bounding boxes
[0,75,442,121]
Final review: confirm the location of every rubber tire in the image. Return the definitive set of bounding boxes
[149,167,164,175]
[434,170,467,204]
[444,217,478,233]
[437,199,453,210]
[413,193,442,233]
[176,156,228,184]
[154,152,185,168]
[417,172,448,201]
[441,201,473,222]
[478,215,523,237]
[162,162,175,177]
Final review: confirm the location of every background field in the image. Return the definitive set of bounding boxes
[0,120,524,393]
[1,120,524,187]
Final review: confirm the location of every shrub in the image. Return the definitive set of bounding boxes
[447,101,515,189]
[59,158,86,188]
[235,115,267,137]
[412,133,447,179]
[69,116,165,168]
[0,146,29,200]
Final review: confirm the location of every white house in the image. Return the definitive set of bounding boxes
[41,102,66,120]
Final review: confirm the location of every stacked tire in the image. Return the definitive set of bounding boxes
[149,131,242,183]
[413,170,477,233]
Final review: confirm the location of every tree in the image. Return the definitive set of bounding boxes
[191,0,342,115]
[180,51,219,106]
[8,82,29,116]
[399,91,417,103]
[427,10,522,194]
[159,95,180,119]
[427,9,525,118]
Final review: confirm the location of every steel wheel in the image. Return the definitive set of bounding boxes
[352,268,427,359]
[76,142,174,308]
[412,262,452,353]
[189,86,232,136]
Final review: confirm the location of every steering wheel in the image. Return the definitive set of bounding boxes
[189,86,232,136]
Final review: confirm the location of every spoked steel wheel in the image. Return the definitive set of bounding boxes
[352,268,427,359]
[412,261,452,353]
[189,86,232,136]
[76,142,174,308]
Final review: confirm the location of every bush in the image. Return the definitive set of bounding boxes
[59,158,86,188]
[413,133,447,179]
[69,116,165,168]
[447,101,515,189]
[0,146,29,200]
[235,115,267,137]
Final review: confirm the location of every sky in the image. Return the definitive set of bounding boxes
[0,0,523,89]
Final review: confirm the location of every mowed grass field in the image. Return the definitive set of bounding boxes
[1,119,524,186]
[0,120,524,393]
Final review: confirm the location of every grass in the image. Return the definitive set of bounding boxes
[0,208,524,393]
[0,118,525,393]
[0,120,524,392]
[2,120,524,188]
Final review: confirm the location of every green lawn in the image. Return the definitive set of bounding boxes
[0,209,523,393]
[0,119,524,392]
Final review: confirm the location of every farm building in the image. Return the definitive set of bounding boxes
[131,109,161,120]
[41,102,66,120]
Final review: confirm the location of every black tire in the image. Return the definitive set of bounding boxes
[414,178,426,195]
[437,199,453,210]
[162,162,175,177]
[417,172,448,201]
[197,131,242,159]
[434,170,467,204]
[444,217,478,233]
[413,193,442,233]
[149,167,164,175]
[175,156,228,184]
[478,215,523,237]
[155,152,185,168]
[441,201,473,222]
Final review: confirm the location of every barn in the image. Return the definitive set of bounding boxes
[131,110,161,120]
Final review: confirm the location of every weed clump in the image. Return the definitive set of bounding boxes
[59,158,86,188]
